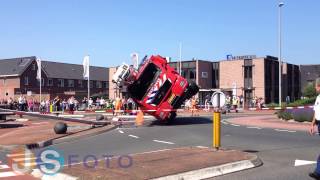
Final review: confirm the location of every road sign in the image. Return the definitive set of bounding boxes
[27,91,32,96]
[211,91,226,108]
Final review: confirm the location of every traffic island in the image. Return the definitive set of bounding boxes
[39,147,262,180]
[0,115,116,150]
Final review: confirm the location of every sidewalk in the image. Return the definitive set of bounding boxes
[35,147,262,180]
[227,115,310,131]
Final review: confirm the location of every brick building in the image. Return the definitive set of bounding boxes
[300,64,320,92]
[219,55,300,105]
[0,56,109,101]
[169,55,300,106]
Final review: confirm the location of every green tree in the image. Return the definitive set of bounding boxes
[303,83,317,98]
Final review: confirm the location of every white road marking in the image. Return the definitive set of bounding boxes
[12,157,38,162]
[0,165,9,169]
[0,171,21,178]
[294,159,316,167]
[246,126,262,129]
[274,129,296,133]
[230,124,240,127]
[128,135,139,138]
[222,121,228,125]
[196,146,209,148]
[153,140,175,145]
[7,153,33,158]
[118,130,124,134]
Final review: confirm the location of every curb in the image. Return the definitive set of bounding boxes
[25,125,118,149]
[152,154,262,180]
[0,108,109,126]
[31,169,77,180]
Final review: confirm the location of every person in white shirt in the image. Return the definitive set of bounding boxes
[88,98,93,110]
[309,78,320,179]
[100,98,105,109]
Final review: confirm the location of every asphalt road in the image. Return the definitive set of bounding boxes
[1,114,319,180]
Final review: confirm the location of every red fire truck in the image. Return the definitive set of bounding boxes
[112,55,199,122]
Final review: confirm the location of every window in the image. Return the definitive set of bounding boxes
[78,80,83,88]
[58,79,64,87]
[244,66,252,78]
[24,76,29,85]
[68,80,74,87]
[90,81,93,88]
[201,72,208,78]
[103,82,108,88]
[128,63,161,100]
[32,63,36,71]
[96,81,102,88]
[190,69,196,79]
[48,79,53,86]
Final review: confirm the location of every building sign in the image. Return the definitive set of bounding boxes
[64,91,76,95]
[227,55,257,60]
[27,91,32,96]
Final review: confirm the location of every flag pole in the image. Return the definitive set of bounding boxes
[40,67,42,103]
[87,56,90,103]
[179,42,182,75]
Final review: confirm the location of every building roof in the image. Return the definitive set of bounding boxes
[0,56,35,77]
[0,56,109,81]
[42,61,109,81]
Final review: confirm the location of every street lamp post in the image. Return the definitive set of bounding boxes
[278,2,284,106]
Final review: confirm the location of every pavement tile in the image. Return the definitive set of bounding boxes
[228,115,310,131]
[0,115,91,145]
[61,147,253,180]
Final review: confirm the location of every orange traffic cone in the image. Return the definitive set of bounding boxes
[135,110,144,126]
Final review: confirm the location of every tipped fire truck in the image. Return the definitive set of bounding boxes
[112,55,199,122]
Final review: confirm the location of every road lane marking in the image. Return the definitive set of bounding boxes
[7,153,33,158]
[230,124,240,127]
[153,140,175,145]
[128,135,139,138]
[294,159,316,166]
[274,129,296,133]
[0,165,9,169]
[196,146,209,148]
[0,171,21,178]
[222,121,228,125]
[246,126,262,129]
[118,130,124,134]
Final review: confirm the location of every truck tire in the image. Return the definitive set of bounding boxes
[166,112,177,124]
[185,82,199,100]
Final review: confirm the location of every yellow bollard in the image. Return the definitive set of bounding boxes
[213,111,221,150]
[50,105,53,113]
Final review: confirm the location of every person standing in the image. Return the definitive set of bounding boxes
[309,78,320,180]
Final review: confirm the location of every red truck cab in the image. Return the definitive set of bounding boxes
[126,55,199,122]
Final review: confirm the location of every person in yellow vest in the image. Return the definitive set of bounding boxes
[115,97,122,115]
[226,95,231,113]
[191,96,198,116]
[232,96,238,113]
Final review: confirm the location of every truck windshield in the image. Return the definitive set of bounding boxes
[128,63,161,100]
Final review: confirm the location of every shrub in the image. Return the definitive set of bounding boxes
[267,103,279,108]
[291,108,314,122]
[277,110,293,120]
[303,84,317,98]
[287,97,316,107]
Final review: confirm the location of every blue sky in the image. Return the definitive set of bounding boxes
[0,0,319,67]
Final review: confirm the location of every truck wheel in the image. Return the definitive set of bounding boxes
[166,112,177,124]
[185,82,199,99]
